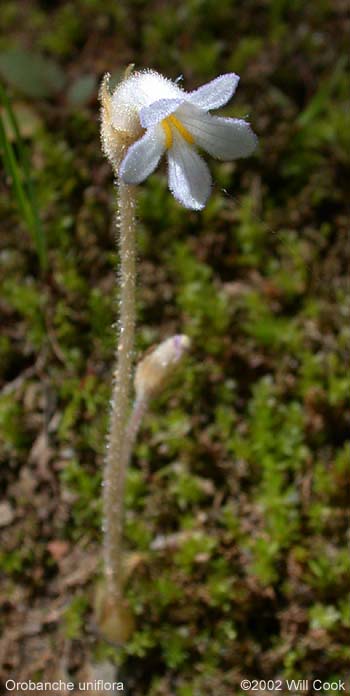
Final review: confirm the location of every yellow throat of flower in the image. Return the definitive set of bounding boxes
[161,114,194,149]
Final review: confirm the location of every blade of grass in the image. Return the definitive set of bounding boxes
[297,56,348,129]
[0,115,33,223]
[0,84,47,270]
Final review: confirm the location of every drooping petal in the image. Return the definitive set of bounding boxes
[140,98,185,128]
[187,73,240,111]
[120,125,165,184]
[177,103,258,160]
[167,133,211,210]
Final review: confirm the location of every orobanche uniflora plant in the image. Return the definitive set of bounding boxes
[98,66,257,642]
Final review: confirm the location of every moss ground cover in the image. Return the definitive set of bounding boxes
[0,1,349,694]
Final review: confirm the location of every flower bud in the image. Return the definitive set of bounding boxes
[135,334,191,401]
[99,67,144,174]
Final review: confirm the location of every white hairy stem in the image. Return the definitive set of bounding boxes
[121,397,149,476]
[104,180,136,600]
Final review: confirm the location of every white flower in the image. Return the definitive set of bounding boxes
[110,70,257,210]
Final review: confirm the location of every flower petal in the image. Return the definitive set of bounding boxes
[112,70,184,111]
[177,104,258,160]
[120,126,165,184]
[187,73,240,110]
[167,133,211,210]
[140,98,184,128]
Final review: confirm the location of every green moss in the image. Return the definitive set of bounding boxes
[0,394,30,451]
[170,241,230,353]
[60,458,101,536]
[174,533,217,571]
[63,594,89,639]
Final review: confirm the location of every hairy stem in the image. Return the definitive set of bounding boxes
[104,180,136,600]
[121,396,149,476]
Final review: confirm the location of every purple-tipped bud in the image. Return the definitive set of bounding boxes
[135,334,191,400]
